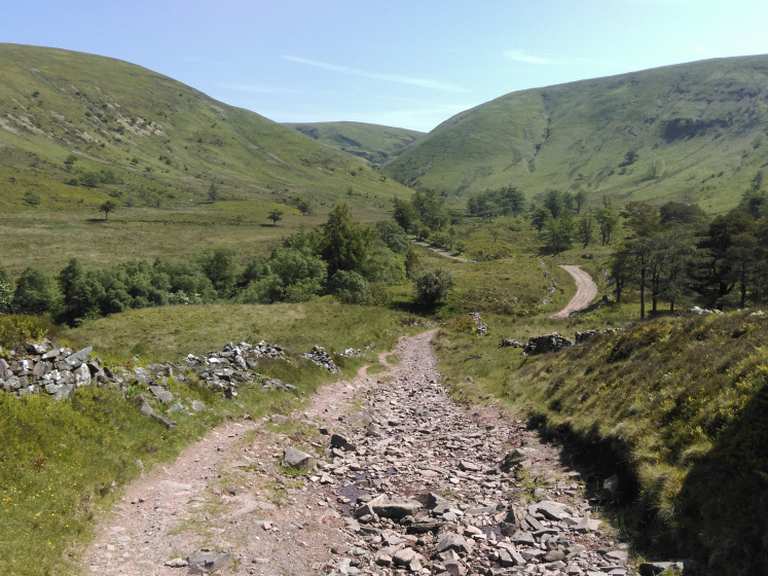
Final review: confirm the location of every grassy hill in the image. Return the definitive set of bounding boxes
[386,55,768,212]
[437,311,768,574]
[0,44,412,271]
[285,121,423,166]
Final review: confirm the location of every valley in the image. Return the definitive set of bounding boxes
[1,34,768,576]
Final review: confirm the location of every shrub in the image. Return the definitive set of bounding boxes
[328,270,369,304]
[268,247,327,302]
[414,269,453,307]
[0,315,51,348]
[12,268,59,315]
[199,249,237,296]
[0,269,13,313]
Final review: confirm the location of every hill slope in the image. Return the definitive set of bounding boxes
[386,55,768,212]
[0,44,409,213]
[285,121,423,166]
[438,311,768,574]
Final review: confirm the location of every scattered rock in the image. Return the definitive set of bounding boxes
[303,346,339,373]
[283,446,313,469]
[186,549,231,574]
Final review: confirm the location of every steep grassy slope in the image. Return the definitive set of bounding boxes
[387,55,768,212]
[437,312,768,574]
[285,121,423,166]
[0,44,409,213]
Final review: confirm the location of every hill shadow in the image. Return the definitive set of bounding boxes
[676,380,768,575]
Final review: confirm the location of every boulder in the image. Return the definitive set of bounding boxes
[187,550,231,574]
[523,333,573,355]
[283,446,313,469]
[368,495,422,519]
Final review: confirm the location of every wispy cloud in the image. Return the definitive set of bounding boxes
[220,83,303,95]
[282,55,469,93]
[503,49,553,65]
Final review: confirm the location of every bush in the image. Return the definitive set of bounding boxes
[0,269,13,313]
[12,268,59,315]
[328,270,369,304]
[0,315,51,348]
[414,269,453,307]
[268,247,327,302]
[199,249,237,296]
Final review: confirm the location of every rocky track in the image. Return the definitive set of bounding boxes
[83,331,633,576]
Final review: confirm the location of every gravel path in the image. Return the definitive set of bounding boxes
[551,266,598,319]
[82,331,633,576]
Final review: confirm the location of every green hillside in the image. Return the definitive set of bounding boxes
[438,311,768,574]
[0,44,410,213]
[386,55,768,212]
[285,121,423,166]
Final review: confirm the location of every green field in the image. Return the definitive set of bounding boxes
[285,121,423,166]
[386,55,768,213]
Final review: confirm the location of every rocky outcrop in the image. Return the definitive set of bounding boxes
[303,345,340,373]
[0,338,350,408]
[523,333,573,355]
[469,312,488,336]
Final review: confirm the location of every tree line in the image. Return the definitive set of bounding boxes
[0,204,440,325]
[611,191,768,317]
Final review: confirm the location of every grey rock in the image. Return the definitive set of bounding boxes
[149,385,174,404]
[639,561,685,576]
[0,359,10,380]
[73,363,92,386]
[437,532,471,555]
[65,346,92,368]
[369,495,422,519]
[137,395,176,429]
[187,550,231,574]
[330,433,355,452]
[523,333,573,355]
[283,446,313,469]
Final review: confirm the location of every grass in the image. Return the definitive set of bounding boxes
[0,44,413,273]
[437,311,768,575]
[0,299,415,576]
[285,121,424,166]
[386,54,768,213]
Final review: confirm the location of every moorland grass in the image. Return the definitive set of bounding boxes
[437,311,768,574]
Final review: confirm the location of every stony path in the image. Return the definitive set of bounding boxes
[82,332,633,576]
[551,266,598,319]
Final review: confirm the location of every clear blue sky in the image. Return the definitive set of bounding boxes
[3,1,768,131]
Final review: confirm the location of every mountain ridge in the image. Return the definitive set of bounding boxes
[385,53,768,212]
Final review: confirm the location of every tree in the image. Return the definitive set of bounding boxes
[199,249,237,296]
[12,268,58,315]
[577,212,594,247]
[543,215,574,254]
[393,197,418,232]
[328,270,369,304]
[58,258,103,325]
[414,269,453,307]
[267,246,327,302]
[574,189,587,214]
[596,206,619,245]
[320,204,371,275]
[268,209,284,226]
[99,200,116,221]
[412,189,449,231]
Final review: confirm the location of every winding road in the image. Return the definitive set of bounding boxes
[551,264,598,319]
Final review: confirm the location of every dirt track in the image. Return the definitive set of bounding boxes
[551,265,598,319]
[82,332,632,576]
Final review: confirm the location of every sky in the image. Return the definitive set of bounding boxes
[2,0,768,132]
